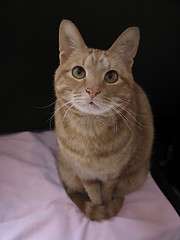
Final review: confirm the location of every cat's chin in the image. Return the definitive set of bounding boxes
[74,102,108,116]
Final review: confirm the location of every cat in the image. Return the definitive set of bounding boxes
[54,20,154,221]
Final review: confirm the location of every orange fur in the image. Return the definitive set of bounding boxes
[54,20,154,221]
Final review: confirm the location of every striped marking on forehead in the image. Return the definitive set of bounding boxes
[84,50,110,70]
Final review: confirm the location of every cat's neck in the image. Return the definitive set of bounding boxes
[61,105,136,138]
[64,110,110,136]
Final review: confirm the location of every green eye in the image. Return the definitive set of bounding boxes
[72,66,86,79]
[104,70,118,83]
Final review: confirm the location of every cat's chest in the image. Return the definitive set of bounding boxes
[57,127,133,181]
[58,113,132,157]
[74,163,120,182]
[57,111,134,179]
[60,144,129,182]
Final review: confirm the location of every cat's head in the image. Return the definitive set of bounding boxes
[55,20,140,116]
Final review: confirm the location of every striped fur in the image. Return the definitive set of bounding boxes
[54,20,154,221]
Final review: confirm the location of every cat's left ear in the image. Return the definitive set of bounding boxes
[109,27,140,69]
[59,20,86,64]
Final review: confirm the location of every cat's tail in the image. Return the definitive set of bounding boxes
[69,192,124,221]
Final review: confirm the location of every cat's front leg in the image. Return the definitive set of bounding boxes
[82,180,102,205]
[102,178,118,204]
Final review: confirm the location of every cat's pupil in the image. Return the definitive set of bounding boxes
[109,72,113,79]
[78,67,82,75]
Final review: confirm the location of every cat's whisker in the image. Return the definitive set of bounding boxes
[107,104,135,134]
[103,98,141,133]
[38,102,55,109]
[49,107,62,130]
[56,100,74,111]
[117,107,143,130]
[41,113,55,130]
[49,113,55,130]
[115,109,135,134]
[48,100,74,129]
[73,93,83,98]
[73,96,86,101]
[114,103,146,128]
[118,97,137,108]
[122,107,146,127]
[72,92,88,100]
[111,115,118,133]
[123,107,146,117]
[95,99,141,131]
[62,104,74,123]
[35,98,56,109]
[114,101,146,117]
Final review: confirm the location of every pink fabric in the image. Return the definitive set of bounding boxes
[0,131,179,240]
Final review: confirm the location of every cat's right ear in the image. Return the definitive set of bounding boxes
[59,20,86,64]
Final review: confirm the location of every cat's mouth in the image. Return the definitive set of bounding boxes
[89,101,95,106]
[73,99,107,115]
[89,101,100,109]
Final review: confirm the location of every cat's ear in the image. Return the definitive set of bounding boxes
[59,20,86,64]
[109,27,140,69]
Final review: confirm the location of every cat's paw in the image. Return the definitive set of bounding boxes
[68,189,124,221]
[84,196,124,221]
[102,194,113,205]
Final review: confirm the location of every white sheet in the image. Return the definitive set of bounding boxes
[0,131,179,240]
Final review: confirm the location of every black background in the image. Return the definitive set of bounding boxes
[1,0,180,133]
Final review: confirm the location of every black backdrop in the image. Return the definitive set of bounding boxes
[1,0,180,133]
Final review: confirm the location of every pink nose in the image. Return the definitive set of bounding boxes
[85,88,101,100]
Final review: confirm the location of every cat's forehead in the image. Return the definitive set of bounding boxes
[83,49,110,71]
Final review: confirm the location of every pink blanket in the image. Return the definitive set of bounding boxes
[0,131,179,240]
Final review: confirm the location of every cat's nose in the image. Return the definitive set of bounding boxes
[85,88,101,100]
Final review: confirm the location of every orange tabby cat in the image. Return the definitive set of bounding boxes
[54,20,154,220]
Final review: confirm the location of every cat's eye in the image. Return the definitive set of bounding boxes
[72,66,86,79]
[104,70,118,83]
